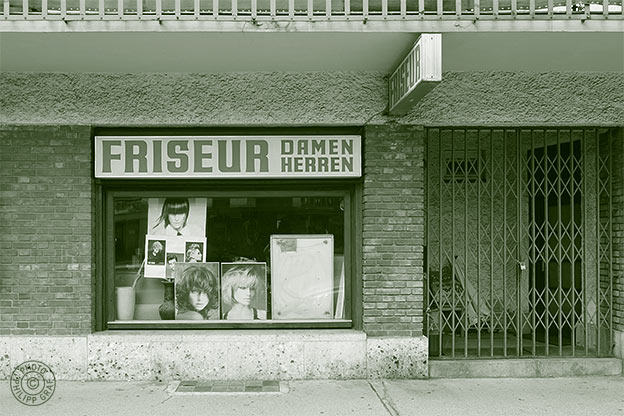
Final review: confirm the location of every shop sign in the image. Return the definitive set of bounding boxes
[95,135,361,178]
[388,33,442,116]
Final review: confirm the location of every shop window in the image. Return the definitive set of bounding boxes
[107,191,351,328]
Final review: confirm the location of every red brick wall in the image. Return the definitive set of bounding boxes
[0,125,93,335]
[361,125,425,336]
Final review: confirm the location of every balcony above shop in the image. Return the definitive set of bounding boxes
[2,0,622,31]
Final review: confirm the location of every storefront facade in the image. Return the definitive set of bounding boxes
[0,121,432,380]
[1,16,623,380]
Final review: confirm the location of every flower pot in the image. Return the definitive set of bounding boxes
[159,280,176,320]
[116,286,135,320]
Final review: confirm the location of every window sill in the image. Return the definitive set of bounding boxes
[106,319,353,330]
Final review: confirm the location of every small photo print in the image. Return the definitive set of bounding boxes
[220,262,267,320]
[145,237,167,278]
[146,239,166,265]
[165,253,184,281]
[175,262,220,320]
[184,241,205,263]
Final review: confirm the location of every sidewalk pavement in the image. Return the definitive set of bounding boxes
[1,377,623,416]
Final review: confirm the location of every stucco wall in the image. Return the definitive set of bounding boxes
[1,71,623,126]
[399,72,624,127]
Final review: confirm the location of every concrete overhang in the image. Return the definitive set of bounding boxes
[1,31,622,74]
[0,30,624,73]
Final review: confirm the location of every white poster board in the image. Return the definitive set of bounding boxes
[270,235,334,320]
[144,235,206,278]
[144,197,207,278]
[145,237,167,278]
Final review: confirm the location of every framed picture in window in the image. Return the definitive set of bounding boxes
[174,262,220,320]
[220,262,267,320]
[270,235,334,320]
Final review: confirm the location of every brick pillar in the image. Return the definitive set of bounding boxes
[361,125,425,337]
[0,125,93,335]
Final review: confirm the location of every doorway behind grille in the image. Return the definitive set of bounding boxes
[425,128,617,358]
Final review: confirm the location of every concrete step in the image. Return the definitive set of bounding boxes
[429,358,623,378]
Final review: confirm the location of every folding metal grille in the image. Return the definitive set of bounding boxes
[425,127,617,358]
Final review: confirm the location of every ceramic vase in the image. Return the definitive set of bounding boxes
[158,280,176,320]
[116,286,135,320]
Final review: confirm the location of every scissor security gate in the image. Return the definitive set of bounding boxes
[425,128,617,358]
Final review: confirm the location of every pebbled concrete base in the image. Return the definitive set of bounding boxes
[367,337,428,379]
[430,357,623,378]
[614,330,624,359]
[0,336,88,380]
[0,332,428,381]
[2,333,622,381]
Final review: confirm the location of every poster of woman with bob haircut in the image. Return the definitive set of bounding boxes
[148,197,207,237]
[143,197,207,278]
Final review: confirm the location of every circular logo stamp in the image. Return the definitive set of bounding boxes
[10,360,56,406]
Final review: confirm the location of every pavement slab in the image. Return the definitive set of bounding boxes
[379,377,624,416]
[1,377,623,416]
[0,379,386,416]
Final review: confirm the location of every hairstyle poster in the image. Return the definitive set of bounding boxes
[145,237,167,278]
[270,235,334,319]
[184,240,206,263]
[174,262,220,320]
[147,197,207,238]
[220,262,267,320]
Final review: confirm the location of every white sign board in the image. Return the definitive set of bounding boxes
[388,34,442,116]
[95,135,361,179]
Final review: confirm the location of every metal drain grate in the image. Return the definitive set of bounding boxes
[174,380,282,394]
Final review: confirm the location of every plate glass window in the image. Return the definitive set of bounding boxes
[110,194,349,324]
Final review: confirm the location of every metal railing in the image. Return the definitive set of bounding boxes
[2,0,622,20]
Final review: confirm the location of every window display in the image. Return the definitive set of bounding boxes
[109,193,350,326]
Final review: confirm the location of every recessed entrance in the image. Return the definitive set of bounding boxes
[425,128,618,358]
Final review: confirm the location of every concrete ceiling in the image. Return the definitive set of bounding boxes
[0,31,622,73]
